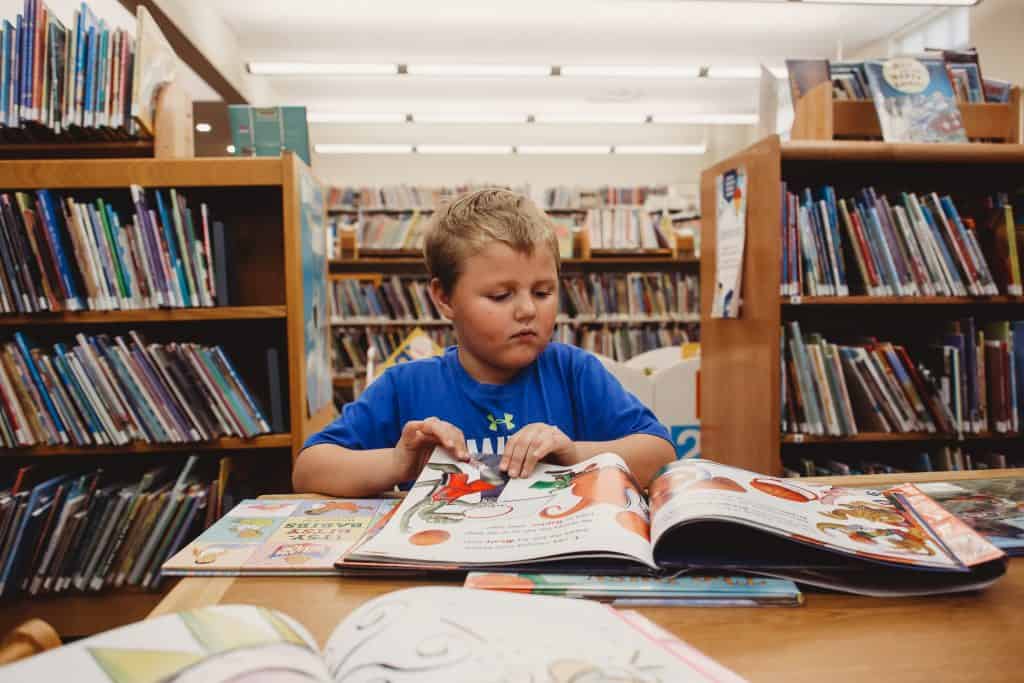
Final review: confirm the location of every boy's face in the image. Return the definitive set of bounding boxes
[432,242,558,384]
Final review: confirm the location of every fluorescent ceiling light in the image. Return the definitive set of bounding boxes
[413,113,528,124]
[406,64,550,77]
[652,113,757,125]
[247,62,397,76]
[706,66,788,80]
[560,65,700,79]
[803,0,976,5]
[194,122,212,133]
[308,112,407,124]
[533,113,649,125]
[417,145,514,155]
[315,144,414,155]
[517,145,612,155]
[615,144,707,155]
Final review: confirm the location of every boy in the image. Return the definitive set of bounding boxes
[294,189,676,497]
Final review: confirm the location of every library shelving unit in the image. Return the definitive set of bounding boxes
[699,134,1024,476]
[791,80,1022,143]
[0,152,333,636]
[329,221,700,397]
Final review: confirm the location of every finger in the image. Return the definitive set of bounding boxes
[518,429,550,478]
[419,419,468,460]
[507,427,542,478]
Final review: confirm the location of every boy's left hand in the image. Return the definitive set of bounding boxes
[501,423,578,478]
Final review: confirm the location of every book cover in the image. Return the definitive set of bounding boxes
[917,478,1024,556]
[162,498,399,576]
[863,57,967,144]
[465,571,803,606]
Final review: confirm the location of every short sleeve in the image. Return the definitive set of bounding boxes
[572,351,671,445]
[302,370,401,451]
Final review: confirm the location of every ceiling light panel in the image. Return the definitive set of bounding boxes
[405,64,551,77]
[248,62,397,76]
[315,144,414,155]
[560,65,700,79]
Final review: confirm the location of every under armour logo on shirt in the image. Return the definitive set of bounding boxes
[486,413,515,432]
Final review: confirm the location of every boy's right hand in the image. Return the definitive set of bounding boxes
[393,417,470,482]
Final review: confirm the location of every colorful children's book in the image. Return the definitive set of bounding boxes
[339,453,1007,597]
[0,586,745,683]
[863,56,968,144]
[916,477,1024,556]
[161,498,398,576]
[465,572,803,606]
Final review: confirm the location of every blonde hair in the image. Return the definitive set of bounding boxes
[424,188,560,294]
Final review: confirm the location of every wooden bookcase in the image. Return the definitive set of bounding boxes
[0,153,334,637]
[700,135,1024,476]
[792,81,1022,143]
[328,223,700,396]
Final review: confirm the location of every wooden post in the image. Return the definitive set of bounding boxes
[154,80,195,159]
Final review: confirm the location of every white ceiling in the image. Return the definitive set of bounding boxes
[206,0,937,116]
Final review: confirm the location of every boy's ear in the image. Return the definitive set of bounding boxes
[429,278,455,320]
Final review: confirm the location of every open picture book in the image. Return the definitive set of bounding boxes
[0,586,745,683]
[339,452,1008,597]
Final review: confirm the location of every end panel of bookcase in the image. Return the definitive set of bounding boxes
[700,135,784,475]
[283,154,337,459]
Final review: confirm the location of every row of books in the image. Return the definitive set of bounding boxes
[560,272,699,321]
[328,273,699,326]
[354,210,429,252]
[0,186,227,314]
[332,326,454,375]
[554,322,697,364]
[0,330,271,449]
[1,1,137,135]
[544,185,697,212]
[780,185,1020,297]
[784,448,1021,479]
[782,319,1023,438]
[0,455,228,598]
[327,183,530,212]
[583,208,672,251]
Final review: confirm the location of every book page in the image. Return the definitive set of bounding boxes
[649,460,963,570]
[348,450,656,569]
[322,586,745,683]
[0,605,328,683]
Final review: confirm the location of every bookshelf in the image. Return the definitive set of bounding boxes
[700,135,1024,476]
[0,153,332,636]
[792,81,1022,143]
[329,225,700,398]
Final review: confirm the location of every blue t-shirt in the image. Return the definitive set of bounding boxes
[304,342,670,457]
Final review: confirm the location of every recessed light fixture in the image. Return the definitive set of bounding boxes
[195,122,212,133]
[226,145,236,154]
[517,145,613,155]
[247,62,398,76]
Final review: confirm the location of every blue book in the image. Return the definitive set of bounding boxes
[0,473,68,598]
[822,186,847,292]
[1,22,9,123]
[863,57,968,143]
[35,189,83,310]
[20,0,32,117]
[914,197,964,295]
[154,189,190,307]
[52,344,104,444]
[212,345,270,432]
[83,22,97,125]
[13,332,68,442]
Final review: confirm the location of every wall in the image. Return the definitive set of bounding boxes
[310,121,756,195]
[969,0,1024,87]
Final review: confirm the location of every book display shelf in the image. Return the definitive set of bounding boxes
[791,80,1022,143]
[0,153,334,637]
[700,134,1024,477]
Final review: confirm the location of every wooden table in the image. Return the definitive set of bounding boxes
[150,470,1024,682]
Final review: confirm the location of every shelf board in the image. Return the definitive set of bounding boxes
[329,256,698,267]
[0,156,287,189]
[333,375,355,388]
[0,140,155,160]
[782,295,1024,306]
[782,432,1019,444]
[0,305,288,325]
[0,585,173,639]
[330,314,698,327]
[10,434,292,457]
[781,140,1024,164]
